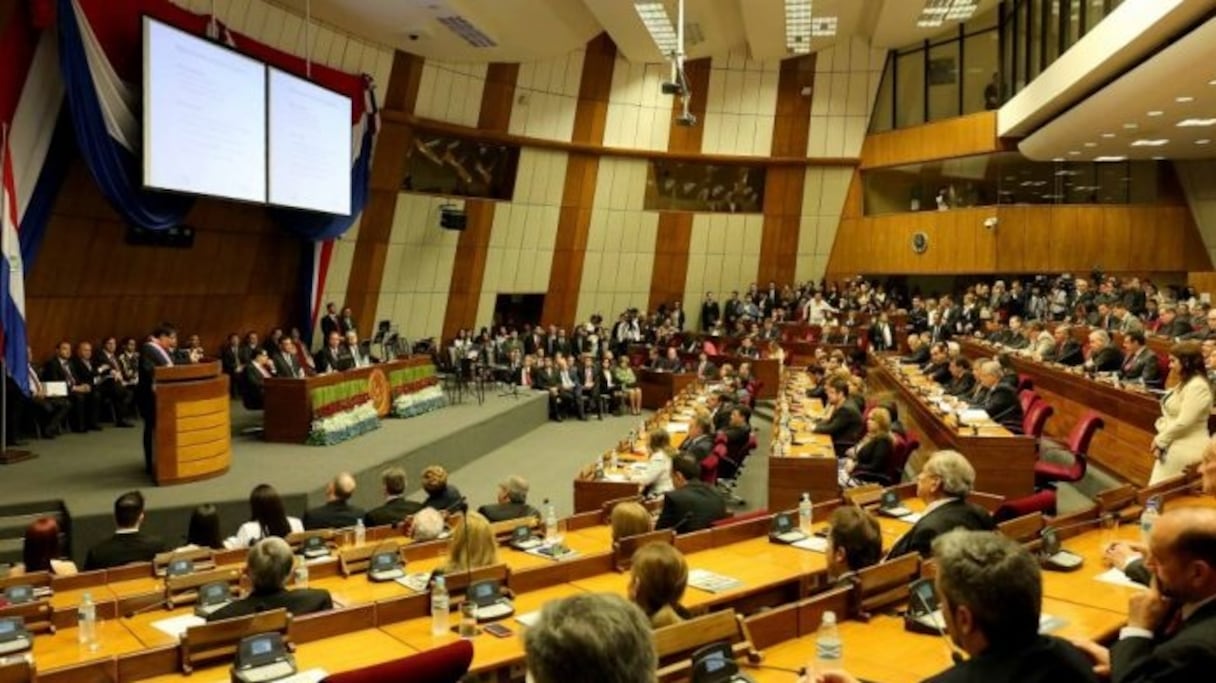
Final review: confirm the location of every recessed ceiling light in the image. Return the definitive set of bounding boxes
[1148,111,1164,117]
[1178,118,1216,127]
[1130,139,1169,146]
[1052,157,1065,162]
[1210,79,1216,86]
[1094,156,1128,162]
[1068,151,1081,156]
[1152,156,1166,160]
[1084,142,1097,147]
[1197,139,1212,145]
[1101,133,1116,138]
[1123,123,1139,129]
[1176,96,1195,103]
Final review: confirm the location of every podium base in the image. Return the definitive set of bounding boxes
[0,448,37,465]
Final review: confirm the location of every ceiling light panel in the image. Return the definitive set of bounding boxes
[436,15,497,48]
[1130,139,1169,146]
[1178,118,1216,127]
[918,0,979,28]
[635,2,679,56]
[786,0,813,54]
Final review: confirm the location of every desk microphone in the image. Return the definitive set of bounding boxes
[1041,512,1117,538]
[911,584,965,666]
[738,661,806,676]
[123,592,173,619]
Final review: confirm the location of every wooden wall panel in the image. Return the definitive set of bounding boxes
[1189,272,1216,296]
[543,34,617,328]
[827,204,1207,276]
[440,62,518,339]
[758,56,815,285]
[346,50,424,337]
[25,162,300,358]
[860,112,1012,170]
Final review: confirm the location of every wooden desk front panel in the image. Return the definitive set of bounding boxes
[155,378,231,485]
[636,370,697,410]
[263,359,421,443]
[768,454,838,513]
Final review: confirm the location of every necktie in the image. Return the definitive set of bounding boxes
[62,361,75,384]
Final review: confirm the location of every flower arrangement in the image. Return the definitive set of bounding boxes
[307,400,380,446]
[388,363,445,418]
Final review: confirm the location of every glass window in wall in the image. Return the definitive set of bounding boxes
[644,160,766,213]
[403,134,521,199]
[871,55,895,133]
[927,41,960,121]
[1028,0,1043,81]
[896,50,926,128]
[1044,0,1061,69]
[964,29,1001,112]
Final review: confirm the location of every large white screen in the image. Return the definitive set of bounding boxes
[142,18,266,203]
[268,68,352,215]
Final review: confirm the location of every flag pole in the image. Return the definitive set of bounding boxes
[0,122,36,465]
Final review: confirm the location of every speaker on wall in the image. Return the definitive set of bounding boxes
[439,204,467,231]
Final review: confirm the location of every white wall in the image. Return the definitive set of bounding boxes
[602,57,672,151]
[701,50,780,157]
[681,213,764,329]
[374,194,463,341]
[414,61,488,126]
[1176,160,1216,268]
[576,158,657,322]
[508,51,585,141]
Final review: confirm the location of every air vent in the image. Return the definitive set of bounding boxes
[437,15,497,48]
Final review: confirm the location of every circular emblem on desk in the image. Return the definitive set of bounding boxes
[368,369,390,417]
[912,232,929,254]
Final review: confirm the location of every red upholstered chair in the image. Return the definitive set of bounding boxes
[1018,389,1039,413]
[1034,411,1104,488]
[701,443,726,485]
[1155,353,1169,385]
[711,509,769,527]
[1022,402,1054,443]
[323,639,472,683]
[994,489,1057,523]
[1016,374,1034,393]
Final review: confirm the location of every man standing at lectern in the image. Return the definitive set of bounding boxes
[137,323,181,480]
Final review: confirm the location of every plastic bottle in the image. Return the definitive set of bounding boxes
[294,562,309,589]
[1140,497,1161,545]
[798,493,813,535]
[814,610,842,672]
[544,499,559,541]
[354,518,366,547]
[78,592,98,651]
[431,575,450,636]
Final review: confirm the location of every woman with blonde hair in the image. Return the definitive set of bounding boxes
[840,407,895,487]
[629,542,690,628]
[611,501,653,543]
[445,512,498,573]
[631,429,675,497]
[421,465,464,512]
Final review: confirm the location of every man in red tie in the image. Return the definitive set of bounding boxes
[515,355,536,390]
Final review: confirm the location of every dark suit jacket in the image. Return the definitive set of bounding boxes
[850,437,894,482]
[302,500,365,530]
[1110,599,1216,683]
[1121,348,1162,387]
[423,485,464,513]
[1159,319,1194,339]
[701,301,721,330]
[363,497,423,527]
[1046,340,1084,366]
[655,482,728,533]
[1090,345,1125,373]
[711,406,733,432]
[925,636,1099,683]
[902,346,931,365]
[320,315,341,338]
[813,402,864,456]
[206,587,333,622]
[42,357,80,387]
[945,374,976,397]
[220,346,240,375]
[924,361,952,385]
[887,498,995,559]
[271,352,303,379]
[680,434,714,461]
[85,531,167,570]
[477,502,540,523]
[972,383,1024,434]
[314,346,354,374]
[242,364,269,408]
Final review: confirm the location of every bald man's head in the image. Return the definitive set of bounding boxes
[329,472,356,502]
[1146,507,1216,603]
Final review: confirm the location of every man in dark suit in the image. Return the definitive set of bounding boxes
[43,341,100,433]
[303,472,365,530]
[1043,324,1084,366]
[137,324,179,478]
[1120,330,1162,387]
[708,391,734,432]
[319,302,341,339]
[701,292,721,332]
[901,335,931,365]
[364,467,423,527]
[868,313,895,352]
[207,537,333,622]
[969,360,1023,434]
[656,454,728,533]
[85,491,166,570]
[74,341,133,427]
[1073,507,1216,683]
[314,332,354,374]
[478,475,541,522]
[271,338,304,378]
[20,348,71,438]
[887,450,995,559]
[220,333,241,397]
[338,307,356,335]
[944,357,976,397]
[678,417,715,461]
[242,349,272,409]
[722,406,752,457]
[1085,329,1124,373]
[813,377,864,458]
[1156,305,1192,339]
[921,342,952,385]
[237,331,260,369]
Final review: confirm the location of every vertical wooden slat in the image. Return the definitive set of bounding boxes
[346,50,425,337]
[542,33,617,328]
[646,58,713,312]
[758,55,815,285]
[440,63,520,340]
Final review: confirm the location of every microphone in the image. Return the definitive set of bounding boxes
[1041,512,1117,538]
[910,584,965,666]
[123,589,172,619]
[738,661,806,676]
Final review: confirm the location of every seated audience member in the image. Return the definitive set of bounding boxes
[478,475,541,522]
[1026,321,1054,358]
[597,356,623,413]
[1084,329,1124,373]
[85,491,166,570]
[678,416,715,461]
[206,538,332,622]
[364,466,423,527]
[44,340,100,432]
[629,542,690,628]
[1004,316,1030,349]
[242,349,273,407]
[271,337,305,378]
[523,593,656,683]
[611,501,654,542]
[805,365,828,401]
[813,377,864,457]
[656,454,728,533]
[818,530,1099,683]
[922,342,952,384]
[614,357,643,416]
[1119,330,1162,387]
[16,518,77,576]
[825,507,883,584]
[709,391,734,431]
[344,331,374,367]
[1072,508,1216,683]
[445,512,498,573]
[901,335,930,365]
[736,337,760,359]
[303,472,365,530]
[840,407,895,486]
[969,360,1023,433]
[409,507,446,541]
[314,332,353,374]
[224,484,304,549]
[657,347,683,372]
[633,429,675,497]
[182,504,223,550]
[421,465,465,512]
[944,357,976,397]
[21,345,71,437]
[1156,304,1194,339]
[77,340,133,427]
[693,352,717,381]
[887,451,995,559]
[1043,324,1083,366]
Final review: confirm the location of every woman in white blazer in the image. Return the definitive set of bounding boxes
[224,484,304,549]
[632,429,675,497]
[1151,342,1213,483]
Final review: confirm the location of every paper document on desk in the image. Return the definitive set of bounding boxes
[665,422,690,433]
[275,670,327,683]
[897,512,923,525]
[1039,614,1067,634]
[959,409,990,423]
[151,614,205,640]
[516,610,542,628]
[1095,567,1147,589]
[688,569,743,593]
[791,537,828,553]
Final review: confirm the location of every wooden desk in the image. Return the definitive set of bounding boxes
[1040,523,1145,614]
[33,620,146,673]
[263,358,425,443]
[152,362,231,485]
[771,382,840,510]
[868,356,1037,499]
[635,369,697,410]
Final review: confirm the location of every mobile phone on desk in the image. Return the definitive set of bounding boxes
[483,622,513,638]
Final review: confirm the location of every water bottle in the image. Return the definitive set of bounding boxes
[610,449,619,470]
[798,493,813,535]
[78,592,98,651]
[544,499,559,541]
[294,562,309,589]
[1140,497,1161,544]
[354,518,366,547]
[814,610,842,672]
[431,575,450,636]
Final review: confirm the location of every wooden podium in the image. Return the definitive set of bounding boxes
[154,361,232,485]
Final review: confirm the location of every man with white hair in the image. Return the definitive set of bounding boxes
[478,475,541,522]
[1084,329,1124,373]
[887,451,995,559]
[968,360,1023,434]
[303,472,364,530]
[206,537,333,621]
